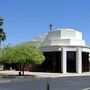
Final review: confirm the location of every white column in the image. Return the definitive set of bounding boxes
[76,48,82,73]
[61,48,67,73]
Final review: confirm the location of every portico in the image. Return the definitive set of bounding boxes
[40,46,90,73]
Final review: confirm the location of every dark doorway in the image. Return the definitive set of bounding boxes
[67,51,76,72]
[82,52,89,72]
[42,51,61,72]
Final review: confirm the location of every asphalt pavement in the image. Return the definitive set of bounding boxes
[0,76,90,90]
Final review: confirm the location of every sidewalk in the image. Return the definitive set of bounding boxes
[0,70,90,78]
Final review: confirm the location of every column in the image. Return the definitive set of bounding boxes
[76,48,82,73]
[61,48,67,73]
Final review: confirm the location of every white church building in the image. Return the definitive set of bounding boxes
[28,28,90,73]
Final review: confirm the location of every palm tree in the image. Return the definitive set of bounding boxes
[0,17,6,70]
[0,18,6,46]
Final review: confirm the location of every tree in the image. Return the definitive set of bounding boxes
[0,17,6,46]
[0,44,45,75]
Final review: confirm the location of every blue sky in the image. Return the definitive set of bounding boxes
[0,0,90,46]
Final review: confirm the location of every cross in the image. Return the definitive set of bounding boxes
[49,24,52,31]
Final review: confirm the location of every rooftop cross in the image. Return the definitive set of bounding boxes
[49,24,52,31]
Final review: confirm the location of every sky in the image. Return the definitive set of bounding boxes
[0,0,90,46]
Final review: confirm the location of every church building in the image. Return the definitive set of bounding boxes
[28,28,90,73]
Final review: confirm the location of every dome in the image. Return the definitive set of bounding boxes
[40,28,86,46]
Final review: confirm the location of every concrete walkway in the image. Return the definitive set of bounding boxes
[0,70,90,78]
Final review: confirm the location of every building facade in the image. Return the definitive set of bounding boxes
[28,28,90,73]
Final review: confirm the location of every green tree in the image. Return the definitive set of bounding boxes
[0,45,45,75]
[0,18,6,46]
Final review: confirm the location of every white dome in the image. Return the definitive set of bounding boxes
[40,28,86,46]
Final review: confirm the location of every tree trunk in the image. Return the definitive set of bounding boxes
[21,64,25,76]
[18,64,22,75]
[18,64,25,76]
